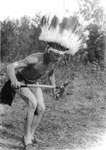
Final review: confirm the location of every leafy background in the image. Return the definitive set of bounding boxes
[0,0,106,150]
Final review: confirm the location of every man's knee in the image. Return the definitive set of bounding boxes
[41,105,45,113]
[36,105,45,115]
[28,99,37,112]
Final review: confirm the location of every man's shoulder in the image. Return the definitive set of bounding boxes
[24,52,44,64]
[30,52,44,57]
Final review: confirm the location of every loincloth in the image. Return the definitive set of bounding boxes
[0,73,36,106]
[0,80,15,106]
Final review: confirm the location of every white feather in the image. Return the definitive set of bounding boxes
[39,16,88,55]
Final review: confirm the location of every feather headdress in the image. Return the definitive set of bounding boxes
[39,15,88,55]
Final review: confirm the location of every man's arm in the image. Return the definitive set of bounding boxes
[48,70,58,99]
[6,60,28,88]
[48,70,56,87]
[7,62,19,88]
[6,55,38,88]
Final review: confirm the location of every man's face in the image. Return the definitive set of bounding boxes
[48,48,66,61]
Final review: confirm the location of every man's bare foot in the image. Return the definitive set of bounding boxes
[22,136,33,147]
[32,136,45,144]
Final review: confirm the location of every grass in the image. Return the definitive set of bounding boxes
[0,62,106,150]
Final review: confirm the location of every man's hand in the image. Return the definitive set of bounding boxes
[53,87,60,100]
[53,87,64,100]
[11,80,21,89]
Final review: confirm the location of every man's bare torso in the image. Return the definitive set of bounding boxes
[18,53,55,83]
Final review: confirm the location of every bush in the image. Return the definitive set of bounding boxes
[1,17,106,70]
[1,17,47,62]
[85,24,106,67]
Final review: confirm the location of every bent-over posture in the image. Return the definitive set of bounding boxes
[6,47,65,146]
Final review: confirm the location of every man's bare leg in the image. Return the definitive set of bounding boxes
[16,87,37,145]
[30,87,45,142]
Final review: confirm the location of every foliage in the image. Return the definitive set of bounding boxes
[1,19,17,61]
[77,0,105,25]
[86,24,106,65]
[1,16,46,62]
[77,0,106,67]
[1,0,106,69]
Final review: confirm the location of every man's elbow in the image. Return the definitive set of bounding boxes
[6,63,14,73]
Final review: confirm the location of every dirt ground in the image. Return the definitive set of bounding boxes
[0,64,106,150]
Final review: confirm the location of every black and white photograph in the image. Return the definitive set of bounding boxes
[0,0,106,150]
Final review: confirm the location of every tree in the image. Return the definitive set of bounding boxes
[1,19,17,62]
[77,0,106,67]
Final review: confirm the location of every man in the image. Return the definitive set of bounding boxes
[6,46,66,147]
